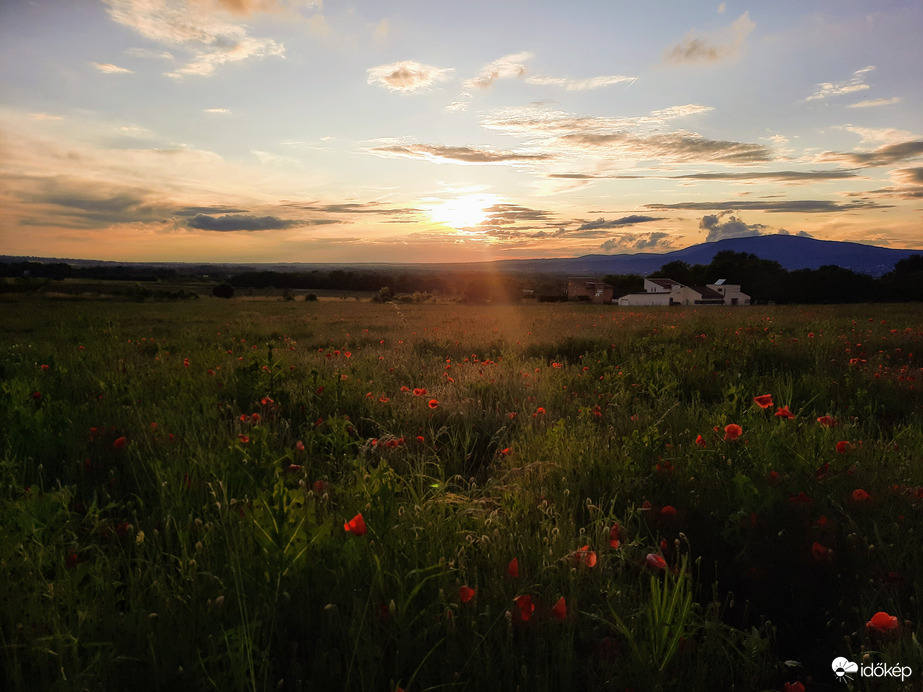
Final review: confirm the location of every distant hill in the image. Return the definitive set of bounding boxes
[491,235,923,277]
[3,234,921,277]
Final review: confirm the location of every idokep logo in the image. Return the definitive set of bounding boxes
[832,657,913,683]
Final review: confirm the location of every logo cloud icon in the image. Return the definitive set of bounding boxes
[832,657,859,681]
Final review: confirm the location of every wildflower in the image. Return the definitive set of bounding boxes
[784,682,805,692]
[416,435,425,443]
[851,488,871,503]
[817,415,837,428]
[113,436,127,450]
[459,586,475,604]
[695,434,707,448]
[65,551,79,569]
[775,406,795,419]
[608,524,621,549]
[835,441,851,454]
[428,399,438,409]
[811,542,829,561]
[312,480,327,495]
[31,391,42,401]
[238,434,249,443]
[723,424,743,441]
[413,388,426,396]
[660,505,677,517]
[500,447,511,456]
[573,545,597,568]
[536,407,546,415]
[343,513,367,536]
[40,364,50,371]
[507,558,519,578]
[514,594,534,621]
[866,611,899,634]
[552,596,567,620]
[250,413,261,422]
[753,394,774,409]
[295,440,305,451]
[645,553,667,571]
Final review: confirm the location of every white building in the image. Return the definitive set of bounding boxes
[617,278,750,306]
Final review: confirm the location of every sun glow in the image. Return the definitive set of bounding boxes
[426,194,497,230]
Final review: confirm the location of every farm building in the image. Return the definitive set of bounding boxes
[617,278,750,306]
[567,277,615,304]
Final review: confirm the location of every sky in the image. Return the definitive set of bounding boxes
[1,0,921,264]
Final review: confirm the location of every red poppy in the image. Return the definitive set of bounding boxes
[312,480,327,495]
[811,542,829,561]
[238,434,249,443]
[783,683,805,692]
[608,523,621,549]
[851,488,871,502]
[817,415,838,428]
[660,505,677,517]
[113,436,127,450]
[645,553,667,571]
[695,434,707,448]
[343,513,367,536]
[295,440,305,451]
[573,545,597,568]
[775,406,795,419]
[507,558,519,578]
[835,441,851,454]
[428,399,438,409]
[459,585,475,604]
[753,394,774,409]
[552,596,567,620]
[723,424,743,441]
[536,407,546,415]
[866,611,899,634]
[514,594,534,621]
[40,364,50,371]
[413,388,426,396]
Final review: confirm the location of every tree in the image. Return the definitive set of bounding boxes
[212,283,235,299]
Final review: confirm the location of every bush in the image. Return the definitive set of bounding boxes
[211,283,235,299]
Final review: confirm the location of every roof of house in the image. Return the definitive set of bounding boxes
[691,286,725,300]
[647,278,680,289]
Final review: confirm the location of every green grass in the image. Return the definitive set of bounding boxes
[1,297,921,691]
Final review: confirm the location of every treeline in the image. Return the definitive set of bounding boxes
[605,251,923,304]
[0,262,178,282]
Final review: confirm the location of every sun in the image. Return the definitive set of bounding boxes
[426,194,495,230]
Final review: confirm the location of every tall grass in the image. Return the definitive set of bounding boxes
[1,297,920,690]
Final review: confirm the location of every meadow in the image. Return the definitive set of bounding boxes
[1,296,921,691]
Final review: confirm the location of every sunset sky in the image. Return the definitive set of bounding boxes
[1,0,921,264]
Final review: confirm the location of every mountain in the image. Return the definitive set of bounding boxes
[3,235,920,278]
[491,235,922,277]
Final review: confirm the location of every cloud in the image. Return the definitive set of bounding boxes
[578,215,664,231]
[367,143,552,165]
[672,169,859,182]
[102,0,288,78]
[367,60,453,92]
[601,232,673,252]
[480,204,555,226]
[481,104,771,167]
[806,66,874,101]
[93,62,134,74]
[847,97,903,109]
[647,199,888,213]
[699,211,767,241]
[204,107,231,114]
[524,74,637,91]
[777,228,814,238]
[464,51,532,90]
[186,213,334,231]
[819,140,923,167]
[663,12,755,65]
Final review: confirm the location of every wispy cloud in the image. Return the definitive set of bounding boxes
[93,62,134,74]
[102,0,289,78]
[525,74,637,91]
[647,199,888,213]
[819,140,923,167]
[601,231,674,252]
[578,215,664,231]
[464,51,532,90]
[204,107,231,114]
[367,143,552,165]
[663,12,755,65]
[847,97,903,109]
[186,213,333,231]
[367,60,454,92]
[806,66,874,101]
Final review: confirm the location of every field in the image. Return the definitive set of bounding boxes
[1,296,921,691]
